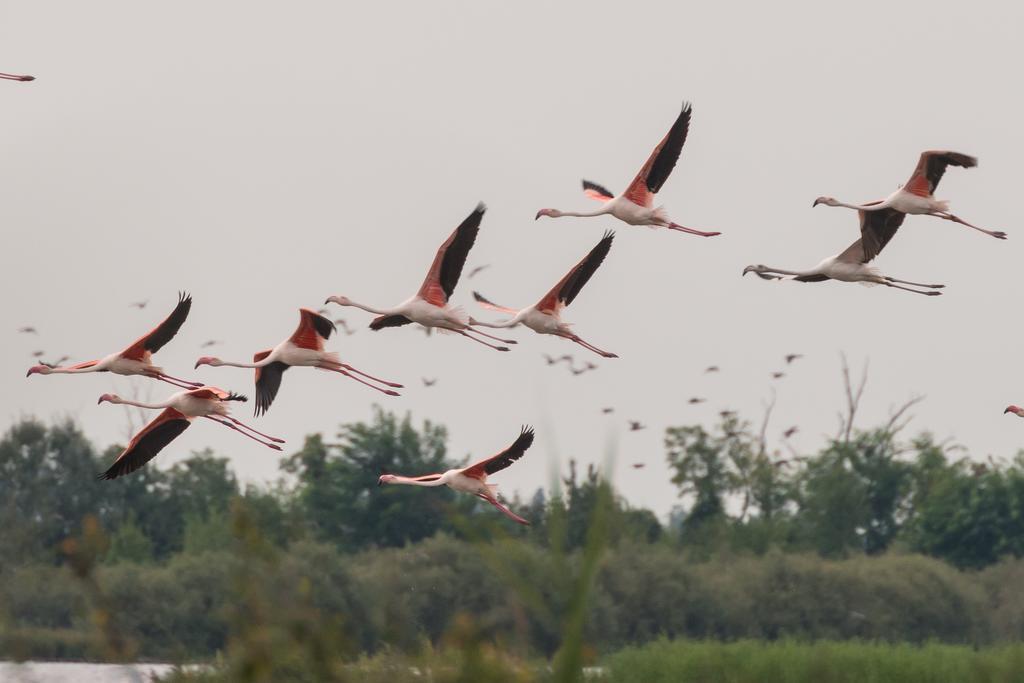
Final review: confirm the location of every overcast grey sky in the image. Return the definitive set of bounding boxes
[3,1,1023,518]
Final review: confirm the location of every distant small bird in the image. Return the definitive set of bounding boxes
[771,372,786,379]
[631,463,646,469]
[378,426,535,524]
[719,410,736,418]
[704,365,719,373]
[96,387,283,480]
[601,407,615,414]
[467,264,490,279]
[544,354,573,366]
[129,300,149,310]
[17,326,37,334]
[201,340,221,348]
[785,354,803,364]
[422,377,437,387]
[535,102,720,237]
[42,355,70,368]
[31,350,45,358]
[773,459,791,468]
[628,421,646,431]
[333,319,357,336]
[688,397,706,405]
[783,426,799,439]
[814,150,1006,240]
[571,362,598,376]
[0,72,34,82]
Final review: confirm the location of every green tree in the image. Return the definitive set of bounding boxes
[105,518,154,564]
[285,407,461,550]
[0,420,106,564]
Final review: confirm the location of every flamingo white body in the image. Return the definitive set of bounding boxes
[535,102,720,238]
[96,386,284,480]
[813,150,1006,240]
[378,427,535,525]
[195,308,402,416]
[26,292,200,389]
[471,231,618,358]
[325,203,516,352]
[743,206,945,296]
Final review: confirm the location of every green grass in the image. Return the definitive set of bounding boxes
[604,639,1024,683]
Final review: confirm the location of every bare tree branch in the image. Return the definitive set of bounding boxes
[838,353,869,444]
[884,395,925,436]
[758,389,777,459]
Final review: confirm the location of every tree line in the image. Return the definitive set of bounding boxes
[3,389,1024,663]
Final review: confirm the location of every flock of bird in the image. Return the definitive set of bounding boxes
[7,70,1013,524]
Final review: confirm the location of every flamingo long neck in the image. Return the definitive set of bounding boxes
[113,398,171,410]
[833,199,885,211]
[348,300,394,316]
[49,363,101,374]
[755,266,821,281]
[216,357,273,369]
[763,267,806,277]
[557,206,610,219]
[389,475,447,487]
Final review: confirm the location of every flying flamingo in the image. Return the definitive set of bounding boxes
[813,151,1006,240]
[742,206,945,296]
[26,292,200,388]
[378,426,535,525]
[535,103,719,238]
[325,203,515,352]
[96,386,284,480]
[470,231,618,358]
[194,308,402,416]
[0,72,34,82]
